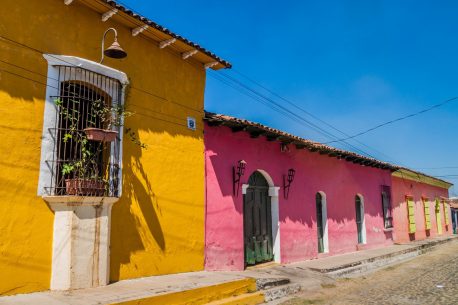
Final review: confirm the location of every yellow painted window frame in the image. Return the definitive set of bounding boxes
[443,200,450,225]
[435,198,442,235]
[422,197,431,230]
[406,196,416,234]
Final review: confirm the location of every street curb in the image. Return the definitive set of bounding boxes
[309,236,457,276]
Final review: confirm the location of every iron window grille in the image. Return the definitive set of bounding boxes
[381,185,393,229]
[44,66,122,197]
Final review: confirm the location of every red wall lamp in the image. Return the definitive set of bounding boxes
[283,168,296,199]
[233,160,247,196]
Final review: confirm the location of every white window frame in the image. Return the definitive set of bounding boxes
[37,54,129,197]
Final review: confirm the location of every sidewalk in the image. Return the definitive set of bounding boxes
[0,235,456,305]
[0,272,258,305]
[296,235,458,276]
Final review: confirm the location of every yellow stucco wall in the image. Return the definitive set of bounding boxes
[0,0,207,295]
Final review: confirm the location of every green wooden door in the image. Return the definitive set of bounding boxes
[244,172,273,266]
[355,196,363,244]
[316,193,324,253]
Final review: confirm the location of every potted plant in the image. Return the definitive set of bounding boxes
[54,96,145,197]
[61,136,107,196]
[84,98,132,142]
[54,98,109,196]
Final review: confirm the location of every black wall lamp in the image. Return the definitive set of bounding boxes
[283,168,296,199]
[233,160,247,196]
[100,27,127,64]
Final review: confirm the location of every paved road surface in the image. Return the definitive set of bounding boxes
[281,240,458,305]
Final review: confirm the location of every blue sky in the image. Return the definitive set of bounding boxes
[121,0,458,195]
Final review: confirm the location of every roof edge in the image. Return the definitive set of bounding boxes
[204,111,396,171]
[204,111,453,188]
[93,0,232,69]
[392,169,453,189]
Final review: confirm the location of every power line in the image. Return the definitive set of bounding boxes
[413,166,458,170]
[325,96,458,144]
[0,66,194,131]
[0,19,377,159]
[215,72,402,160]
[0,31,446,168]
[0,34,203,114]
[73,1,458,175]
[231,69,403,164]
[209,71,381,158]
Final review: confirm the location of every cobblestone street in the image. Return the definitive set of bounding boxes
[281,240,458,305]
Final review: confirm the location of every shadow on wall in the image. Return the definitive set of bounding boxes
[1,4,207,289]
[109,134,165,281]
[109,94,205,281]
[0,55,55,295]
[1,55,205,283]
[206,132,314,227]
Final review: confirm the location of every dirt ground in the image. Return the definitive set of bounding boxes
[279,240,458,305]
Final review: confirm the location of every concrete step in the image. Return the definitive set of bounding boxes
[317,237,456,278]
[256,278,290,290]
[205,292,265,305]
[263,283,302,302]
[252,277,301,302]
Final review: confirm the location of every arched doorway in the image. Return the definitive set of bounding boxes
[244,171,273,266]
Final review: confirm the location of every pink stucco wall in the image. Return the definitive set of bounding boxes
[391,176,451,243]
[204,123,394,271]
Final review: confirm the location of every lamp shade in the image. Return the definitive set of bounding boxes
[104,40,127,59]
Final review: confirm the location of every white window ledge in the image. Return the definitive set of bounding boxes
[43,195,119,206]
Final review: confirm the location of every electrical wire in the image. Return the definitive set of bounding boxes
[0,66,195,131]
[98,0,404,163]
[0,23,452,170]
[413,166,458,170]
[0,25,377,159]
[209,71,380,158]
[87,0,457,180]
[324,96,458,144]
[0,35,203,114]
[231,69,403,164]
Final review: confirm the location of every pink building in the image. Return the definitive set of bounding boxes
[391,170,452,243]
[204,113,398,270]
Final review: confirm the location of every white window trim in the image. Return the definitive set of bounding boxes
[37,54,129,197]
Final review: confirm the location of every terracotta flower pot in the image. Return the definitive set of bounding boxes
[65,178,105,196]
[84,128,118,142]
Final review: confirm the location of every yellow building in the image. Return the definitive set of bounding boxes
[0,0,230,295]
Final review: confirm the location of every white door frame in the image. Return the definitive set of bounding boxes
[356,194,367,244]
[242,169,281,263]
[317,191,329,253]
